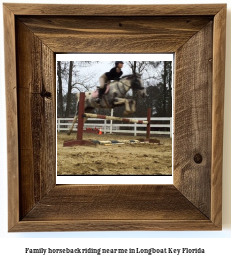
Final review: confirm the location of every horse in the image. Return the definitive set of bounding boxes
[67,73,147,135]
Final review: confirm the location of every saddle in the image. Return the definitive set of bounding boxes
[92,84,110,99]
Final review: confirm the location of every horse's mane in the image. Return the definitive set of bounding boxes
[121,74,133,79]
[121,73,142,79]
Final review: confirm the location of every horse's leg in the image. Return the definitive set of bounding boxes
[113,98,125,106]
[67,115,78,135]
[67,99,80,135]
[124,99,136,115]
[130,99,136,113]
[114,98,131,115]
[83,117,88,124]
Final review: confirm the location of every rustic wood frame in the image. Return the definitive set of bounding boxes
[4,4,226,232]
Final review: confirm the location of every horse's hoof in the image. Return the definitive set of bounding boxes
[95,98,101,104]
[67,132,71,135]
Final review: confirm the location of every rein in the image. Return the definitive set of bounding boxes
[120,77,144,90]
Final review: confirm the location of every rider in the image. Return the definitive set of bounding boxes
[96,61,124,103]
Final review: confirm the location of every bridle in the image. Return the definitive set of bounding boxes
[120,74,144,91]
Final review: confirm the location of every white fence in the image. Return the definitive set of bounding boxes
[57,117,172,138]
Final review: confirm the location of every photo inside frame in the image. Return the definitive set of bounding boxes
[56,54,174,184]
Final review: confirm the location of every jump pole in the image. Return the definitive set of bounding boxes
[83,107,155,142]
[83,114,149,124]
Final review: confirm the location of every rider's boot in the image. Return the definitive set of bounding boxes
[96,87,106,104]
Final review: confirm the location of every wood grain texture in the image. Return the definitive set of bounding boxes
[11,220,217,232]
[174,22,213,218]
[3,4,20,231]
[22,185,207,221]
[18,16,213,53]
[14,185,218,232]
[3,3,226,231]
[16,19,56,219]
[211,5,226,228]
[3,3,225,16]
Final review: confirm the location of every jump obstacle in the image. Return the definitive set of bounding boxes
[83,113,149,125]
[63,92,159,147]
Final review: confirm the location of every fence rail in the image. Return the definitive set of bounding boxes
[57,117,172,138]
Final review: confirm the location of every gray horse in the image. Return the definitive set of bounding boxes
[67,74,147,135]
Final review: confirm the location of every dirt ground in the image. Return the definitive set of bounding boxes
[57,132,172,175]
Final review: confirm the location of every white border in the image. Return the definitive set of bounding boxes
[56,54,174,184]
[56,53,174,62]
[56,175,173,184]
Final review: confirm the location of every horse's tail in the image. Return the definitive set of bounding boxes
[75,93,80,115]
[67,93,80,135]
[76,92,80,102]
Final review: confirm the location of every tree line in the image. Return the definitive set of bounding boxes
[57,61,172,118]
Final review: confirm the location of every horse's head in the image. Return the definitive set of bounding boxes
[126,74,147,98]
[137,86,147,98]
[124,73,143,89]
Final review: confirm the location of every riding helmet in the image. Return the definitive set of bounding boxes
[115,61,124,66]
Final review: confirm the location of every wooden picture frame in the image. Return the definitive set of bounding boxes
[4,3,226,231]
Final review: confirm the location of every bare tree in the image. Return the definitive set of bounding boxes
[148,61,172,117]
[125,61,172,117]
[57,61,64,117]
[57,61,99,117]
[65,61,74,117]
